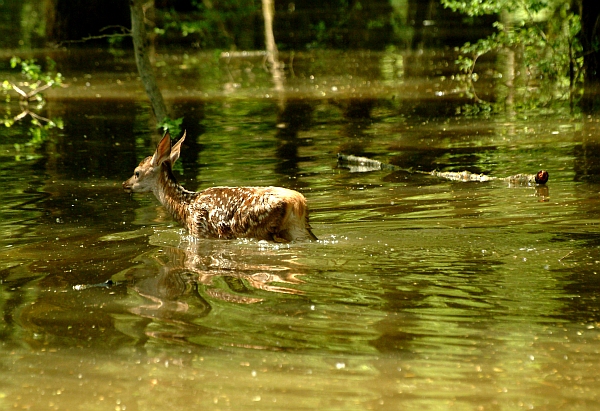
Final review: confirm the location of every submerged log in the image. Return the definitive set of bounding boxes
[337,154,549,185]
[336,154,397,173]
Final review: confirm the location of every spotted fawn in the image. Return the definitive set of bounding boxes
[123,132,317,242]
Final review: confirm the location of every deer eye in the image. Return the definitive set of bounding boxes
[135,171,140,178]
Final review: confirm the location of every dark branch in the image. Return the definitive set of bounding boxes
[55,26,132,46]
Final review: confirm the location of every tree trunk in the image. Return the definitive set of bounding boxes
[262,0,285,104]
[262,0,283,82]
[130,0,168,125]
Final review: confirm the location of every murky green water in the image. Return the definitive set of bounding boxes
[2,50,600,410]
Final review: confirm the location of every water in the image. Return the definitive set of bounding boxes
[1,50,600,410]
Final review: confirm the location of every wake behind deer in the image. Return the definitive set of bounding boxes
[123,132,317,242]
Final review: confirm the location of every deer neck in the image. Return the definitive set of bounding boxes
[153,165,196,226]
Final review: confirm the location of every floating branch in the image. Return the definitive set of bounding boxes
[55,25,131,46]
[10,81,55,100]
[337,154,549,185]
[429,169,549,185]
[13,108,54,125]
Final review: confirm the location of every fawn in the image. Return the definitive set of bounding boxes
[123,132,317,242]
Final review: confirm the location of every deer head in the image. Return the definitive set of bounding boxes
[123,131,187,193]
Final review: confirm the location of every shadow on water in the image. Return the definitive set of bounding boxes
[274,99,315,178]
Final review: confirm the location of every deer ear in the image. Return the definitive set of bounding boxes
[151,132,172,167]
[170,130,186,165]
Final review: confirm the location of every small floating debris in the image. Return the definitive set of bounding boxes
[73,279,116,291]
[220,50,267,58]
[337,154,548,185]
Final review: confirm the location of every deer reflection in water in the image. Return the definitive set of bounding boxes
[95,239,307,346]
[123,239,304,321]
[15,237,305,349]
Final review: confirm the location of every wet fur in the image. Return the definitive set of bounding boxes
[123,132,316,242]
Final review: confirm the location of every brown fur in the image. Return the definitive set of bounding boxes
[123,132,317,242]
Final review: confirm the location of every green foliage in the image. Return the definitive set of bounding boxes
[1,57,64,148]
[10,57,63,85]
[441,0,546,16]
[13,121,62,153]
[441,0,555,17]
[443,0,583,113]
[2,57,64,103]
[308,21,330,50]
[157,116,184,135]
[161,0,260,49]
[156,0,393,50]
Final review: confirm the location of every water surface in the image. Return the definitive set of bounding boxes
[1,49,600,410]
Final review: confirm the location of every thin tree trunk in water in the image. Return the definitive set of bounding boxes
[130,0,168,125]
[262,0,279,69]
[500,11,515,117]
[262,0,284,98]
